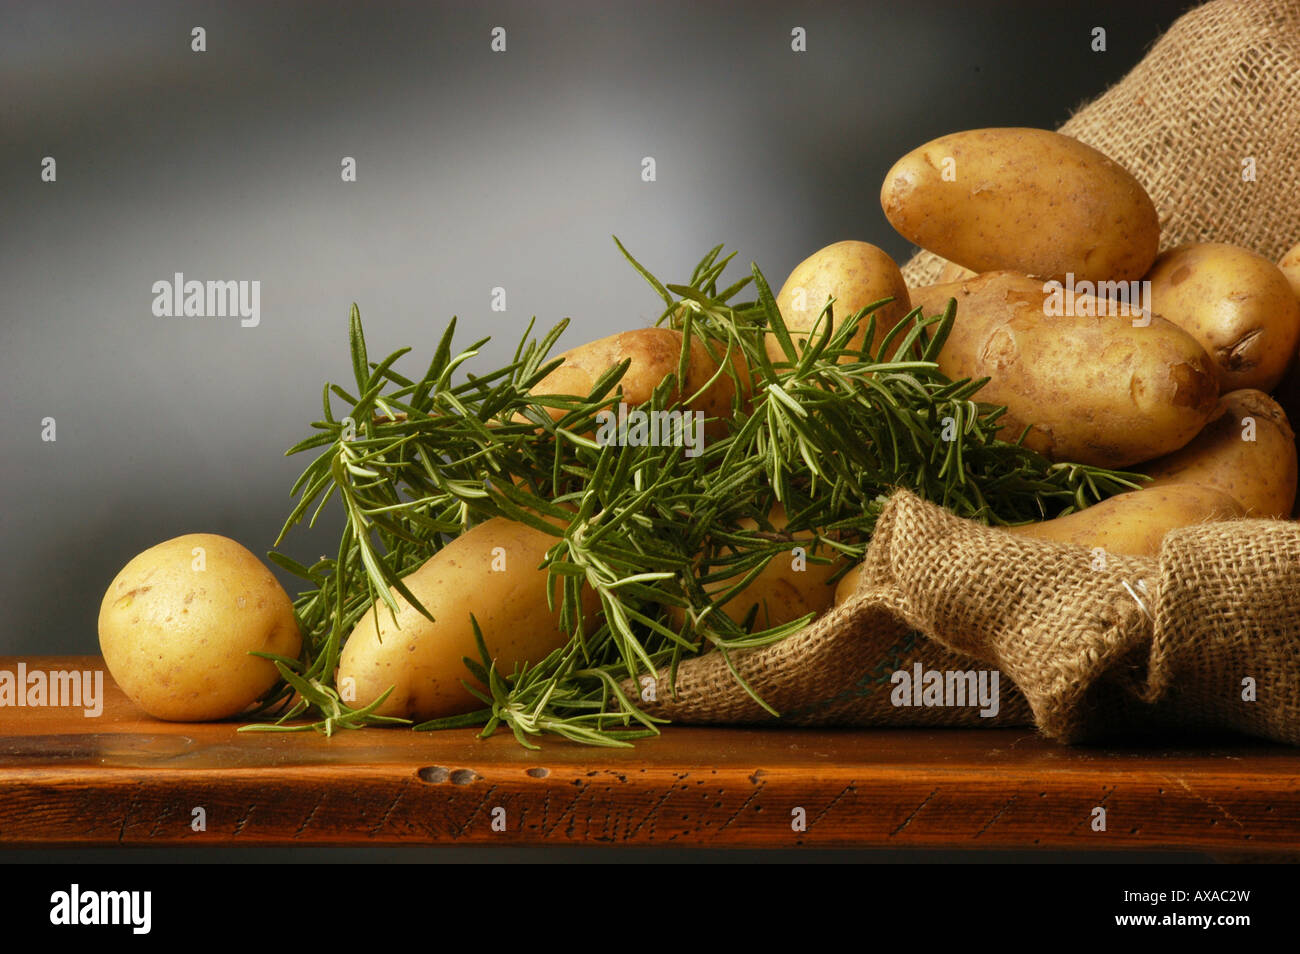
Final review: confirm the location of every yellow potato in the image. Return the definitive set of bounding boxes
[1279,240,1300,303]
[670,504,843,632]
[881,128,1159,283]
[910,271,1219,467]
[767,241,912,364]
[1141,389,1297,517]
[529,327,747,436]
[1145,243,1300,393]
[833,563,864,607]
[98,534,301,721]
[338,517,599,721]
[833,482,1245,608]
[1004,484,1244,557]
[831,483,1242,605]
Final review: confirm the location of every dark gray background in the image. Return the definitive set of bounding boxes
[2,0,1223,866]
[2,0,1193,656]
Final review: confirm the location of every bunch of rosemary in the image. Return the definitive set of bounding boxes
[245,241,1142,746]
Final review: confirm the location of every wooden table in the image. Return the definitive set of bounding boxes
[2,656,1297,856]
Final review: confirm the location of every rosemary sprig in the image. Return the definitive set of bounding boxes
[255,240,1145,744]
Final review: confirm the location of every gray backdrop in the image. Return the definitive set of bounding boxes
[2,0,1190,656]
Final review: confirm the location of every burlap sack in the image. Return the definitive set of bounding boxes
[901,0,1300,288]
[642,490,1300,745]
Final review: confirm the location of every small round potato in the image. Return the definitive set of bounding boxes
[98,533,301,721]
[768,241,912,364]
[881,128,1160,283]
[1145,243,1300,393]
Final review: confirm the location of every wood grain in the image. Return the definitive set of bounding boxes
[1,656,1297,851]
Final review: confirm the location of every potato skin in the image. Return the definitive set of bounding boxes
[1005,484,1244,557]
[339,517,598,721]
[768,241,912,363]
[1270,245,1300,515]
[530,327,746,434]
[831,483,1243,604]
[1141,389,1297,518]
[881,128,1159,283]
[1280,240,1300,303]
[98,533,301,721]
[833,563,864,607]
[1145,243,1300,393]
[671,504,842,631]
[910,271,1219,467]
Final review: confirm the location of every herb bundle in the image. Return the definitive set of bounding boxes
[245,241,1143,745]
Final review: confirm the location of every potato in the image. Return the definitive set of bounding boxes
[831,483,1242,604]
[98,533,301,721]
[831,483,1245,608]
[1004,483,1244,557]
[1145,243,1300,393]
[881,128,1160,283]
[529,327,747,436]
[1280,240,1300,303]
[338,517,599,721]
[1141,389,1297,517]
[833,563,864,607]
[669,504,843,632]
[909,271,1219,467]
[1268,240,1300,516]
[767,241,912,364]
[831,483,1241,607]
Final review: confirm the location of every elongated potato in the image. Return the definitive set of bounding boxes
[910,271,1219,467]
[669,505,843,631]
[834,482,1246,608]
[1145,243,1300,393]
[768,241,912,364]
[833,483,1244,610]
[881,128,1159,283]
[1141,389,1297,517]
[1005,483,1244,557]
[338,518,598,721]
[529,327,748,435]
[831,483,1243,607]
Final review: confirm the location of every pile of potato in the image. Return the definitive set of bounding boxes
[99,126,1300,725]
[832,126,1300,602]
